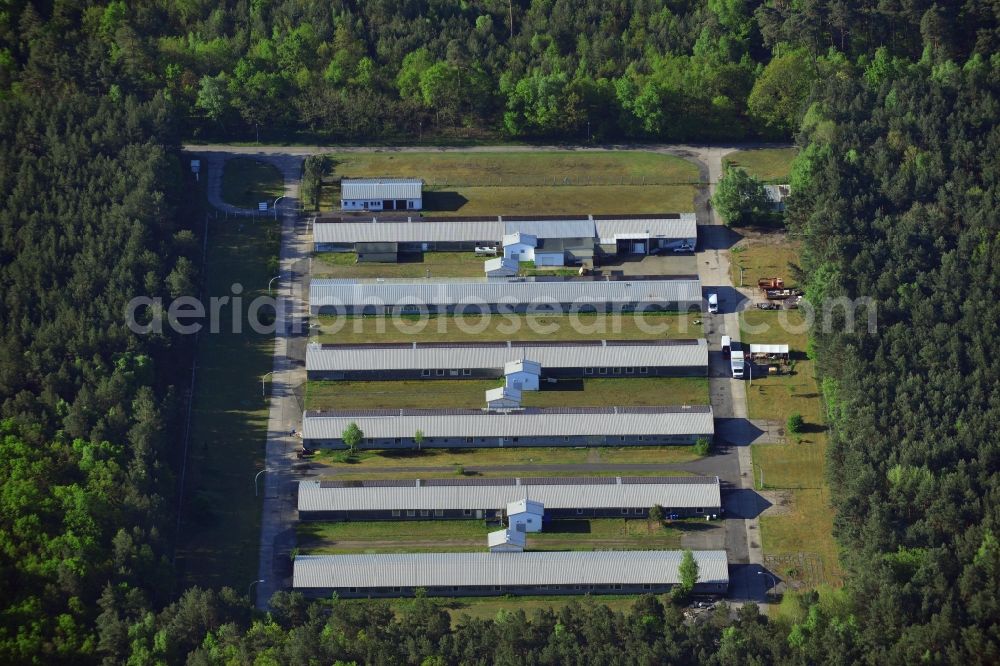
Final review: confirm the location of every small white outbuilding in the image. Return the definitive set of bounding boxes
[484,256,519,277]
[487,528,526,552]
[504,359,541,391]
[502,232,538,263]
[485,386,522,410]
[507,498,544,533]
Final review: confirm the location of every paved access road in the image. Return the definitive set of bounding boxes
[198,154,311,609]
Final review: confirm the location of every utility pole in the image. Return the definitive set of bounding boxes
[508,0,514,39]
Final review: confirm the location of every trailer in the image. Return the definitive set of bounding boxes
[749,344,790,361]
[765,288,803,301]
[757,277,784,290]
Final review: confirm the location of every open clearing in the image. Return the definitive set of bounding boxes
[730,234,803,289]
[315,312,704,344]
[298,518,682,554]
[724,148,798,182]
[175,215,279,590]
[221,158,285,208]
[317,151,698,215]
[305,377,710,411]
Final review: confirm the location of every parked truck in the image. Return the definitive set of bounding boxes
[730,349,745,378]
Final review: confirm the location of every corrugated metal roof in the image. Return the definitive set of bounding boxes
[309,278,703,308]
[341,178,422,200]
[315,220,501,244]
[293,550,730,589]
[504,220,595,239]
[595,214,697,243]
[301,405,714,440]
[314,216,695,245]
[306,340,708,372]
[298,476,721,512]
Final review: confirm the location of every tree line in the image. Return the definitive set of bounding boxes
[786,51,1000,662]
[3,1,997,143]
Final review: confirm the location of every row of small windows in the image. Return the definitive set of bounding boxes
[585,367,649,375]
[343,200,417,209]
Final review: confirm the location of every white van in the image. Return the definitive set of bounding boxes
[730,349,745,378]
[707,293,719,313]
[721,335,731,354]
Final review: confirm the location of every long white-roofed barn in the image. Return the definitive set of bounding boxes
[340,178,423,212]
[292,550,730,597]
[297,476,722,521]
[313,213,697,258]
[308,277,704,315]
[305,339,709,381]
[301,405,714,449]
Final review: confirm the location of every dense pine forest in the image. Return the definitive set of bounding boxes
[1,1,998,663]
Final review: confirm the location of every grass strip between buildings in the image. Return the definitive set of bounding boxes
[297,518,683,555]
[305,377,710,411]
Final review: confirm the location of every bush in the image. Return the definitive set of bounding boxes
[787,413,804,434]
[694,437,711,456]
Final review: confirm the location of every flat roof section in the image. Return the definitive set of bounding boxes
[293,550,730,589]
[297,476,722,512]
[301,405,715,440]
[305,339,708,372]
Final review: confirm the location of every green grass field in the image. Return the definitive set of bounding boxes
[315,312,704,344]
[298,518,681,554]
[313,251,487,278]
[305,377,710,411]
[318,151,698,215]
[730,237,803,289]
[175,215,280,590]
[313,444,701,471]
[724,148,798,182]
[739,244,843,589]
[221,158,285,208]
